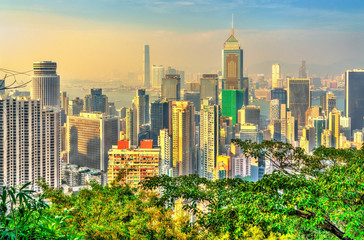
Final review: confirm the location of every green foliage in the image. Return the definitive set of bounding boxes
[142,140,364,240]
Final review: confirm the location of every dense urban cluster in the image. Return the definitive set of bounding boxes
[0,25,363,239]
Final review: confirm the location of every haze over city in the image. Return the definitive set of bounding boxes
[1,0,364,83]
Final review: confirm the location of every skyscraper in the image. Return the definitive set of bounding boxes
[313,116,326,148]
[31,61,60,107]
[67,112,120,171]
[270,99,280,123]
[84,88,109,114]
[299,60,307,78]
[161,74,181,101]
[271,88,287,106]
[60,91,69,114]
[143,45,150,88]
[288,78,310,127]
[68,97,84,116]
[329,109,341,148]
[158,129,172,176]
[222,19,244,90]
[320,91,336,117]
[238,105,260,129]
[171,101,195,176]
[151,99,169,145]
[152,65,164,88]
[0,97,61,191]
[199,100,220,180]
[221,89,244,125]
[200,74,219,105]
[272,64,280,89]
[184,91,201,111]
[345,69,364,131]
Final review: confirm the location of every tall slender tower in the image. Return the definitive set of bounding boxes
[345,69,364,132]
[222,15,244,90]
[143,45,151,88]
[272,64,280,89]
[31,61,60,107]
[288,78,310,127]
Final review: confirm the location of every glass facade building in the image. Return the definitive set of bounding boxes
[345,69,364,131]
[221,89,244,125]
[288,78,310,127]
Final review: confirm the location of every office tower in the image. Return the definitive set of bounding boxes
[31,61,60,107]
[158,129,172,176]
[132,89,149,126]
[0,79,5,95]
[299,60,307,78]
[286,110,297,143]
[271,88,287,106]
[84,88,109,114]
[67,112,119,171]
[214,156,231,180]
[340,116,351,140]
[231,155,251,178]
[199,100,220,180]
[117,107,127,119]
[238,105,260,129]
[152,65,164,88]
[320,91,336,117]
[0,97,61,191]
[329,109,341,148]
[250,156,265,182]
[305,106,322,127]
[151,99,169,145]
[171,101,195,176]
[222,19,244,90]
[143,45,150,88]
[239,123,258,142]
[280,104,287,142]
[272,64,280,89]
[185,82,200,91]
[184,91,201,111]
[270,99,280,123]
[60,91,69,114]
[125,108,137,145]
[345,69,364,132]
[313,117,325,148]
[288,78,310,127]
[161,74,181,101]
[321,129,332,147]
[68,97,84,116]
[200,74,219,105]
[107,140,159,187]
[177,70,185,89]
[108,102,117,116]
[302,127,315,153]
[221,89,244,125]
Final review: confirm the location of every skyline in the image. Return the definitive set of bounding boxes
[1,0,364,82]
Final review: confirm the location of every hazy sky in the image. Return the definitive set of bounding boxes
[1,0,364,82]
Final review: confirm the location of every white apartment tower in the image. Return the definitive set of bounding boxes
[0,97,61,191]
[158,129,172,176]
[199,100,220,180]
[31,61,60,107]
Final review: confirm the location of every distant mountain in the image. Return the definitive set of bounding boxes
[247,59,364,77]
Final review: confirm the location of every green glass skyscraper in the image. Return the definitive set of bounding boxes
[221,89,244,125]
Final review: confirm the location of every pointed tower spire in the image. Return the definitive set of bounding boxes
[231,13,234,35]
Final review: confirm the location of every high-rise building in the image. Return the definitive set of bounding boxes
[199,100,220,180]
[0,79,5,95]
[313,116,326,148]
[143,45,150,88]
[231,155,251,179]
[125,108,137,145]
[200,74,218,105]
[151,99,169,145]
[214,156,231,180]
[68,97,84,116]
[31,61,60,107]
[320,91,336,117]
[288,78,310,127]
[270,99,280,123]
[152,65,164,88]
[345,69,364,132]
[67,112,119,171]
[222,20,244,90]
[171,101,195,176]
[299,60,307,78]
[84,88,109,114]
[329,109,341,148]
[107,140,159,188]
[184,91,201,111]
[239,123,259,142]
[161,74,181,101]
[221,89,244,125]
[272,64,280,89]
[340,116,351,140]
[158,129,172,176]
[60,91,69,114]
[238,105,260,129]
[271,88,287,106]
[132,89,149,126]
[0,97,61,191]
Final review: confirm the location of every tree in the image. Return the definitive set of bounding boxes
[142,140,364,240]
